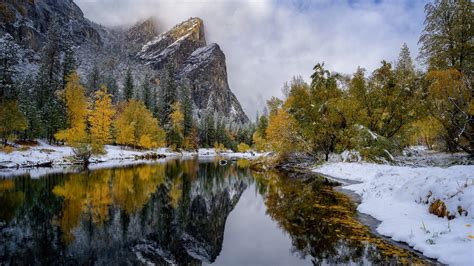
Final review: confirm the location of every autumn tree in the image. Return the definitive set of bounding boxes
[425,69,472,154]
[115,99,165,149]
[265,103,300,154]
[55,71,88,146]
[168,102,184,149]
[89,85,115,154]
[183,127,199,151]
[419,0,473,75]
[0,101,27,145]
[54,71,91,163]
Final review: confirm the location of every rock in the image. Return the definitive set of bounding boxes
[1,2,250,125]
[138,17,206,71]
[0,0,102,50]
[178,44,249,124]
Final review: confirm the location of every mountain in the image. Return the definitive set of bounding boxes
[0,0,101,50]
[0,0,249,124]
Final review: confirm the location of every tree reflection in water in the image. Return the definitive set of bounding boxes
[253,170,425,265]
[0,159,427,265]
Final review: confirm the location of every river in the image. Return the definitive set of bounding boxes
[0,158,431,265]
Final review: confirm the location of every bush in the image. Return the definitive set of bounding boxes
[214,142,226,153]
[237,142,250,153]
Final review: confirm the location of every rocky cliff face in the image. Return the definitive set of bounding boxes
[139,18,206,71]
[138,17,248,123]
[0,1,250,124]
[178,44,249,123]
[0,0,102,50]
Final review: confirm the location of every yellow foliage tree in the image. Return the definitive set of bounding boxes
[410,117,444,149]
[252,131,266,152]
[237,142,250,153]
[426,69,472,153]
[0,101,27,145]
[55,71,88,146]
[168,102,184,149]
[214,142,226,153]
[115,99,165,149]
[265,106,300,154]
[170,102,184,135]
[89,85,115,154]
[183,127,199,151]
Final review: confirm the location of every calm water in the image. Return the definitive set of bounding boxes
[0,158,426,265]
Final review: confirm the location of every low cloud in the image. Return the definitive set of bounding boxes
[75,0,428,118]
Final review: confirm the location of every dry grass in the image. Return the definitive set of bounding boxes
[0,146,15,154]
[429,199,448,218]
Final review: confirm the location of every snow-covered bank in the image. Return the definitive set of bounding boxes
[0,142,263,177]
[314,162,474,265]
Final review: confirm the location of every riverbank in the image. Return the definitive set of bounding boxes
[313,162,474,265]
[0,141,263,177]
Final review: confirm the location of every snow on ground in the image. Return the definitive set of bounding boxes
[0,141,263,177]
[314,162,474,265]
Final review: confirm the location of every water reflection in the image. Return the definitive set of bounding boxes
[0,159,426,265]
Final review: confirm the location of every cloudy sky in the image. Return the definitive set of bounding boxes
[75,0,428,119]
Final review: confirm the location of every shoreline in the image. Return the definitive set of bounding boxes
[313,162,473,265]
[0,142,263,178]
[319,172,443,264]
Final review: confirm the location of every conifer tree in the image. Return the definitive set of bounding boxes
[181,86,193,137]
[142,76,153,110]
[34,19,66,142]
[61,43,77,91]
[104,75,119,104]
[87,64,101,96]
[0,34,20,100]
[17,77,43,139]
[123,68,134,101]
[161,65,177,127]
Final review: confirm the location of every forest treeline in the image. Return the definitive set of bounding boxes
[253,0,473,160]
[0,0,472,161]
[0,19,255,156]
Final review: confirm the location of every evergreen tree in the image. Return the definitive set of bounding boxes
[17,77,43,139]
[257,115,268,138]
[161,65,177,127]
[123,68,134,101]
[34,19,66,142]
[86,64,101,96]
[142,76,153,110]
[104,75,119,104]
[0,34,20,100]
[181,86,193,137]
[61,43,77,91]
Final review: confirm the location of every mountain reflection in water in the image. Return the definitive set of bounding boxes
[0,158,426,265]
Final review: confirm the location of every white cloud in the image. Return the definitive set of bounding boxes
[75,0,428,119]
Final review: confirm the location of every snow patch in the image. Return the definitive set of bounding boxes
[314,162,474,265]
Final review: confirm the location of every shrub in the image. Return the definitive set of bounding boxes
[237,143,250,153]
